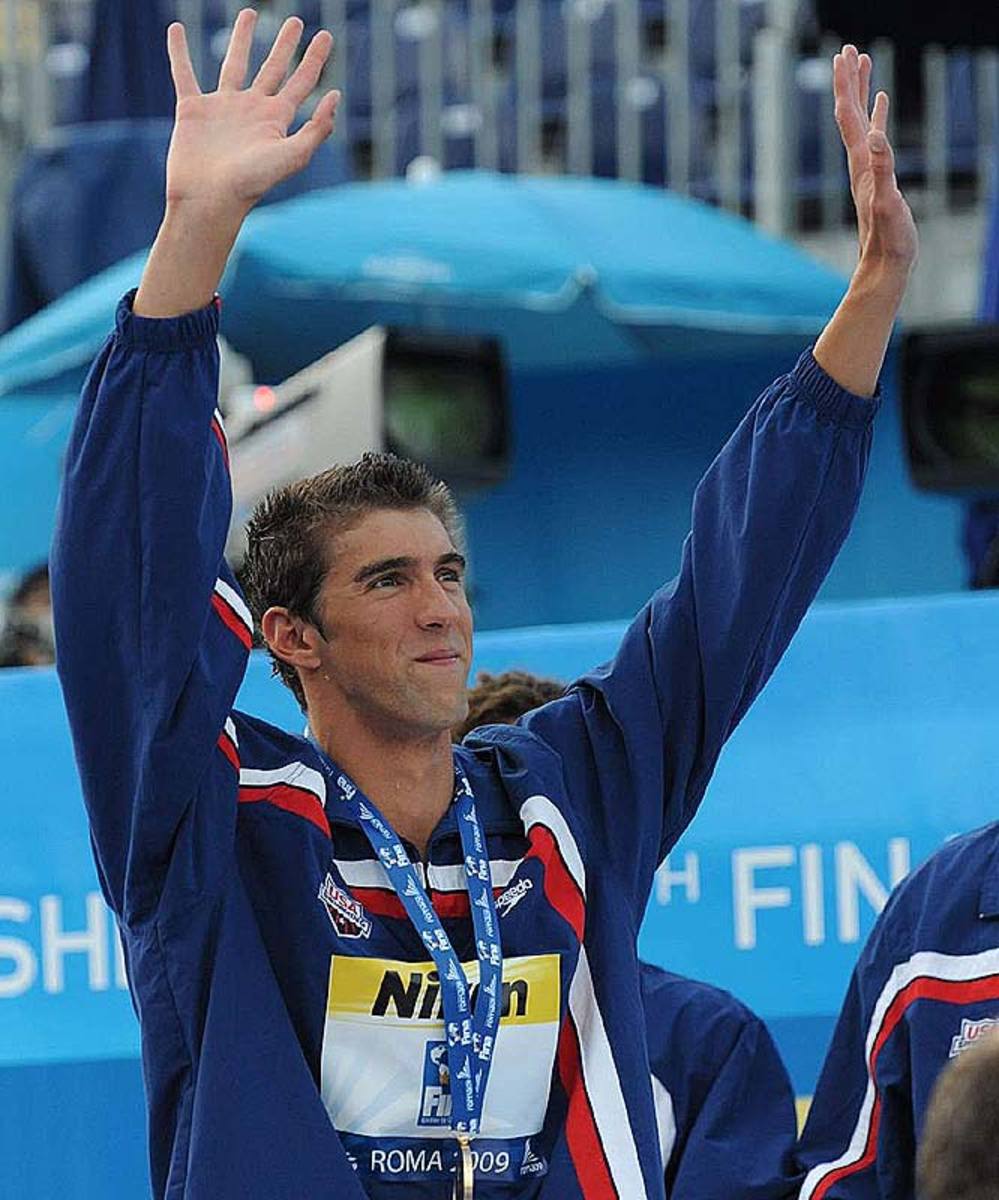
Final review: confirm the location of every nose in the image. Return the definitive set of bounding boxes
[414,574,461,630]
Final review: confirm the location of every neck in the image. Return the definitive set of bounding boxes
[313,706,455,858]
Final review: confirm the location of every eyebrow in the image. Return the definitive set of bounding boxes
[353,552,466,585]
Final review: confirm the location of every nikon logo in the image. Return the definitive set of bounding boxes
[371,968,528,1020]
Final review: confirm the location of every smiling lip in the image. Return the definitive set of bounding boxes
[414,651,463,664]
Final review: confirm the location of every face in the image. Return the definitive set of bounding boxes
[311,507,473,738]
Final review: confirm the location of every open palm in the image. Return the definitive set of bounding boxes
[165,9,339,211]
[834,45,918,273]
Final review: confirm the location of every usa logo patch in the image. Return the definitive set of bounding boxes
[949,1015,999,1058]
[319,873,372,940]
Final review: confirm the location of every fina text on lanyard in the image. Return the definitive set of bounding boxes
[326,762,503,1199]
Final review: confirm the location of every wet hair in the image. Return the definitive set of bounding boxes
[241,452,463,710]
[454,669,565,741]
[917,1028,999,1200]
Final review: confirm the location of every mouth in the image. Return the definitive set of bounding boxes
[414,650,464,666]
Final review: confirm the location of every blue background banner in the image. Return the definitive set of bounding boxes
[3,591,998,1195]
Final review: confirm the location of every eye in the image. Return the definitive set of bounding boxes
[370,573,402,590]
[437,567,464,587]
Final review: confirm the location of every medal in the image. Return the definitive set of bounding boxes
[454,1133,474,1200]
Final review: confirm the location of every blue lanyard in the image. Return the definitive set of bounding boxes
[325,762,503,1138]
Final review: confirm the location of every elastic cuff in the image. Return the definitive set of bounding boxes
[791,348,881,430]
[114,289,220,351]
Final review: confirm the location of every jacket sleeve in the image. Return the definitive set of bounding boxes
[667,1015,801,1200]
[51,292,251,925]
[794,900,915,1200]
[522,349,877,919]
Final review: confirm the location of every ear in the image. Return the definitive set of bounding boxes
[260,606,326,673]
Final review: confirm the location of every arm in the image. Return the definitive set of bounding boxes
[639,966,800,1200]
[667,1016,801,1200]
[519,47,915,914]
[51,11,338,923]
[795,906,915,1200]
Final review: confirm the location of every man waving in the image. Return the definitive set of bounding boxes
[52,11,916,1199]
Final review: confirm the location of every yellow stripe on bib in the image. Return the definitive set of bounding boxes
[327,954,560,1027]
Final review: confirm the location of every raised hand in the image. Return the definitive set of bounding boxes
[833,44,918,280]
[135,9,339,318]
[165,8,339,212]
[811,46,920,394]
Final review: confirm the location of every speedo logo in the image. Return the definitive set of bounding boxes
[371,967,529,1021]
[496,877,533,916]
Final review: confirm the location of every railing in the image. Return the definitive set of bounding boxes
[0,0,997,239]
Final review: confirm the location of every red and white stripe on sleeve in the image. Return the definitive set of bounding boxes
[800,947,999,1199]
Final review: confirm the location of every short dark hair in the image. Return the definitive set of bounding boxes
[242,452,463,710]
[917,1029,999,1200]
[454,669,565,741]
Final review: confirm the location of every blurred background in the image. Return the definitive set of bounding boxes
[0,1,998,1196]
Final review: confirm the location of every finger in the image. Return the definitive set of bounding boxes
[871,89,889,134]
[279,30,334,109]
[167,23,201,99]
[858,53,872,119]
[284,89,340,165]
[833,51,867,151]
[218,7,257,91]
[252,16,305,95]
[867,122,896,195]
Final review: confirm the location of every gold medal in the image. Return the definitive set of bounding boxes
[454,1133,474,1200]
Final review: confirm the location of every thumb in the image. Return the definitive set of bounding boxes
[867,128,896,194]
[867,129,889,156]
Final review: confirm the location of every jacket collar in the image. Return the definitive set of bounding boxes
[318,740,523,839]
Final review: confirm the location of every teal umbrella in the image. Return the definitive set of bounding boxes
[0,251,147,395]
[223,170,846,377]
[0,171,846,392]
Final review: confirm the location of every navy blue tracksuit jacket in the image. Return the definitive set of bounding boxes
[51,292,876,1198]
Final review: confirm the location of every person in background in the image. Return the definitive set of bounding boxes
[458,671,565,733]
[0,562,54,668]
[916,1028,999,1200]
[795,821,999,1200]
[457,671,802,1200]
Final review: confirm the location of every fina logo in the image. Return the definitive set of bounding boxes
[465,855,488,881]
[418,1040,453,1126]
[421,928,450,954]
[477,939,501,967]
[337,775,357,801]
